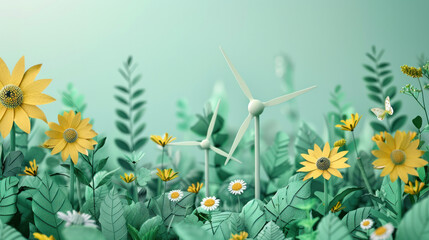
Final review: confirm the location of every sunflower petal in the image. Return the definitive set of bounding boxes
[14,106,31,133]
[23,93,55,105]
[20,64,41,88]
[10,56,25,86]
[0,109,14,138]
[21,104,47,122]
[51,140,67,155]
[21,79,52,94]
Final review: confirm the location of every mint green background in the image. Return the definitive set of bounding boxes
[0,0,428,159]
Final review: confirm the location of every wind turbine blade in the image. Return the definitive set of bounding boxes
[219,47,253,100]
[206,99,221,139]
[224,114,252,165]
[263,86,316,107]
[210,146,242,163]
[169,141,200,146]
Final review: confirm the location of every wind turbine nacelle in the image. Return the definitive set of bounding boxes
[200,139,210,149]
[248,99,265,116]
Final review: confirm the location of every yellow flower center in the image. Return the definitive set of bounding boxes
[63,128,78,143]
[0,85,23,108]
[362,220,370,226]
[204,199,215,207]
[390,149,406,165]
[232,182,243,191]
[171,192,180,199]
[374,226,387,236]
[316,157,331,170]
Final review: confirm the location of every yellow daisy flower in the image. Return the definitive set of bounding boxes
[401,65,423,78]
[0,57,55,138]
[334,139,346,148]
[43,110,98,164]
[230,231,248,240]
[372,131,387,142]
[156,168,179,182]
[33,233,55,240]
[188,182,203,194]
[404,179,425,195]
[298,142,350,181]
[20,159,38,176]
[120,173,136,183]
[330,201,346,213]
[371,223,394,240]
[335,113,361,131]
[150,133,176,147]
[372,131,427,183]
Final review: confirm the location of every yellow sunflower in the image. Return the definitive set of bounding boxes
[335,113,361,131]
[230,231,248,240]
[188,182,203,194]
[0,57,55,138]
[120,173,136,183]
[372,131,387,142]
[298,142,350,181]
[372,131,427,183]
[330,201,345,213]
[20,159,38,177]
[43,110,97,164]
[150,133,176,147]
[33,233,55,240]
[404,180,425,195]
[156,168,179,182]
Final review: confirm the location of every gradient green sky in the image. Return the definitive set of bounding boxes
[1,0,428,160]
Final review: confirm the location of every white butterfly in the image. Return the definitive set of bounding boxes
[371,96,394,120]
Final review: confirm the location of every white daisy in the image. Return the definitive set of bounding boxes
[200,196,220,211]
[360,218,374,230]
[228,179,247,195]
[57,210,97,228]
[370,223,394,240]
[168,190,184,202]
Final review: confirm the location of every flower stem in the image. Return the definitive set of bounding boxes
[351,132,374,195]
[161,181,167,219]
[10,124,16,152]
[208,211,215,235]
[417,78,429,124]
[157,148,165,195]
[254,115,261,200]
[76,178,82,210]
[133,181,139,202]
[324,178,328,215]
[237,195,241,213]
[91,152,96,217]
[204,149,210,197]
[397,180,402,220]
[69,160,75,207]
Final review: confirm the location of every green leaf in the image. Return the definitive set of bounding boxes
[380,178,402,220]
[382,76,393,87]
[96,157,109,172]
[342,207,372,238]
[115,139,131,152]
[363,64,376,74]
[378,62,390,69]
[62,226,106,240]
[370,121,388,132]
[0,177,19,223]
[2,151,24,177]
[385,86,397,99]
[115,109,129,120]
[367,85,382,93]
[240,199,266,238]
[413,116,423,129]
[132,101,146,110]
[262,132,290,178]
[396,196,429,240]
[127,224,140,240]
[116,121,130,134]
[32,175,72,240]
[328,187,362,210]
[174,221,213,240]
[99,189,127,240]
[368,94,383,104]
[124,202,149,229]
[96,168,119,189]
[0,220,26,240]
[139,215,162,236]
[147,192,195,227]
[295,122,324,156]
[256,221,286,240]
[95,137,107,151]
[316,214,352,240]
[132,89,145,99]
[190,113,224,137]
[391,115,407,132]
[363,76,378,83]
[115,85,129,94]
[379,70,391,77]
[133,137,147,151]
[201,212,238,239]
[264,180,312,228]
[136,167,151,187]
[114,95,128,105]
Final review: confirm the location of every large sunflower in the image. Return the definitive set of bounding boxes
[0,57,55,138]
[372,131,427,182]
[43,110,97,164]
[298,142,350,181]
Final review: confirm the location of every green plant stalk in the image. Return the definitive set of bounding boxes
[205,149,210,197]
[351,132,374,195]
[237,195,241,213]
[208,211,215,235]
[254,115,261,200]
[133,181,138,202]
[157,148,165,195]
[161,181,167,220]
[70,160,75,206]
[10,124,16,152]
[417,78,429,124]
[91,152,96,217]
[397,180,402,220]
[76,178,82,210]
[324,178,328,215]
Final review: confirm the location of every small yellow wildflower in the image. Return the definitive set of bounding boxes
[401,65,423,78]
[188,182,203,194]
[33,233,55,240]
[230,231,248,240]
[20,159,38,176]
[372,131,386,142]
[335,113,361,132]
[404,180,425,195]
[334,139,346,148]
[156,168,179,182]
[330,201,345,213]
[150,133,176,147]
[120,173,136,183]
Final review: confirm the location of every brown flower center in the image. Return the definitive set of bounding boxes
[0,85,23,108]
[204,199,215,207]
[63,128,78,143]
[316,157,331,170]
[390,149,406,165]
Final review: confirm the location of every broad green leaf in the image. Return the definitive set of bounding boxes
[0,220,26,240]
[342,207,372,238]
[367,85,381,93]
[62,226,106,240]
[2,151,24,177]
[396,197,429,240]
[136,167,151,187]
[382,76,393,87]
[363,64,376,74]
[316,214,352,240]
[262,132,290,178]
[240,199,266,238]
[328,187,362,210]
[201,212,238,240]
[190,113,224,137]
[391,115,407,132]
[368,94,383,104]
[370,121,388,132]
[96,168,119,189]
[413,116,423,129]
[147,192,195,227]
[124,202,149,229]
[380,178,402,220]
[114,95,128,105]
[32,175,72,240]
[116,109,129,120]
[99,189,127,240]
[0,177,19,223]
[132,89,145,99]
[264,180,312,228]
[363,76,378,83]
[174,221,213,240]
[132,101,146,110]
[295,122,324,156]
[116,121,130,134]
[256,221,285,240]
[139,216,163,239]
[385,86,397,99]
[115,139,131,152]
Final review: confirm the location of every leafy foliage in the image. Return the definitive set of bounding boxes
[256,221,286,240]
[0,220,26,240]
[61,82,87,113]
[262,132,291,179]
[240,199,266,238]
[99,189,127,240]
[316,214,352,240]
[342,207,372,238]
[396,197,429,240]
[0,177,19,223]
[1,151,24,177]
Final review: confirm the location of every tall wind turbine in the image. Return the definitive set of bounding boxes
[170,99,241,196]
[220,47,316,200]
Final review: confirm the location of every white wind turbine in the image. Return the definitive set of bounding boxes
[220,47,316,200]
[170,99,241,196]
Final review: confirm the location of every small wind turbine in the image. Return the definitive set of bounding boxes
[220,47,316,199]
[170,99,241,196]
